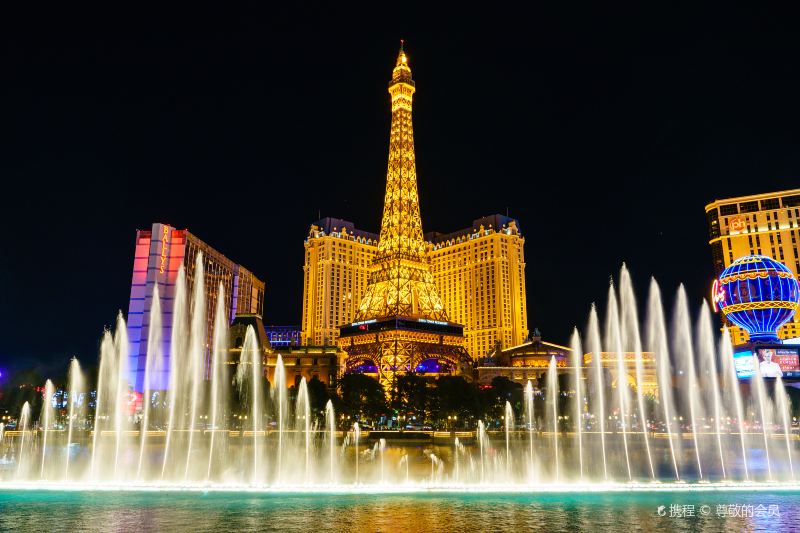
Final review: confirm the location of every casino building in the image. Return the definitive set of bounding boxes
[302,216,528,359]
[301,47,528,363]
[706,188,800,344]
[127,223,265,391]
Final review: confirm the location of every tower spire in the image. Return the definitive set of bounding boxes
[340,45,469,397]
[354,44,448,321]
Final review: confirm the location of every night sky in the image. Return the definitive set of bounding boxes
[3,3,800,374]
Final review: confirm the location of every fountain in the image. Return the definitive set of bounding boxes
[353,422,360,484]
[399,454,409,484]
[546,357,560,482]
[64,359,83,481]
[325,400,336,484]
[523,380,535,482]
[569,330,584,481]
[587,306,608,481]
[1,260,798,492]
[504,401,513,478]
[206,284,227,482]
[137,286,161,481]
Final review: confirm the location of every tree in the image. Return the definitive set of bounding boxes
[432,376,480,427]
[0,368,45,422]
[305,376,335,423]
[393,373,430,422]
[480,376,523,428]
[338,373,386,423]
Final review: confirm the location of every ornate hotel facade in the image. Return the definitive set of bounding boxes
[706,188,800,344]
[301,47,528,365]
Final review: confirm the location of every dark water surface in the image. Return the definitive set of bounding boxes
[0,489,798,532]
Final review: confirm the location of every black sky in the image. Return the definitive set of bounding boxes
[2,3,800,374]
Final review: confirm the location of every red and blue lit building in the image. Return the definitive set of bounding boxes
[126,223,265,392]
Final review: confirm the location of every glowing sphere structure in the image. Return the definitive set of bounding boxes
[713,255,800,342]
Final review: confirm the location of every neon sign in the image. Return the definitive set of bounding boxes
[419,318,448,326]
[711,279,725,312]
[729,216,745,233]
[159,226,170,274]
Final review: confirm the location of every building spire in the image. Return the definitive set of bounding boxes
[391,40,414,88]
[354,44,448,322]
[379,42,421,259]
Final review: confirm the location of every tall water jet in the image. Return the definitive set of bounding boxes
[673,286,704,480]
[206,284,227,481]
[646,279,680,480]
[353,422,360,484]
[184,253,206,481]
[297,378,311,484]
[91,330,114,481]
[751,354,773,480]
[378,438,386,484]
[478,420,486,483]
[236,326,262,484]
[138,286,162,481]
[524,380,535,482]
[65,358,83,480]
[248,325,263,484]
[325,400,336,483]
[162,265,188,480]
[569,329,584,480]
[39,380,54,479]
[606,286,631,481]
[400,454,410,484]
[775,377,795,481]
[273,354,286,484]
[547,357,560,482]
[454,437,461,483]
[719,328,749,480]
[15,402,31,480]
[619,266,655,480]
[697,302,726,479]
[587,305,608,480]
[112,313,130,480]
[504,401,513,479]
[429,453,442,484]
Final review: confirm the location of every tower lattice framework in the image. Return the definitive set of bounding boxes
[355,44,447,323]
[341,44,470,395]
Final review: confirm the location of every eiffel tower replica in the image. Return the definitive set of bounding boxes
[339,43,471,396]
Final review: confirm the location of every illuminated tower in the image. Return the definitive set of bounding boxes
[339,44,471,394]
[355,43,447,322]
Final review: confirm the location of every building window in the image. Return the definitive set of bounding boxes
[761,198,780,211]
[740,201,760,213]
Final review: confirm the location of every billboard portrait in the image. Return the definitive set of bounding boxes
[734,346,800,379]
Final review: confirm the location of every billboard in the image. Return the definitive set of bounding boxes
[733,346,800,379]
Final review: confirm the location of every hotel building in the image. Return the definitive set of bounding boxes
[127,222,265,391]
[705,188,800,344]
[301,214,528,359]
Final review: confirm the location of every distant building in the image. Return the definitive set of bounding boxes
[127,222,265,391]
[477,331,570,385]
[264,325,302,347]
[301,218,378,347]
[582,351,658,396]
[476,331,658,396]
[705,189,800,344]
[426,214,528,359]
[267,345,342,388]
[227,315,340,389]
[228,314,270,358]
